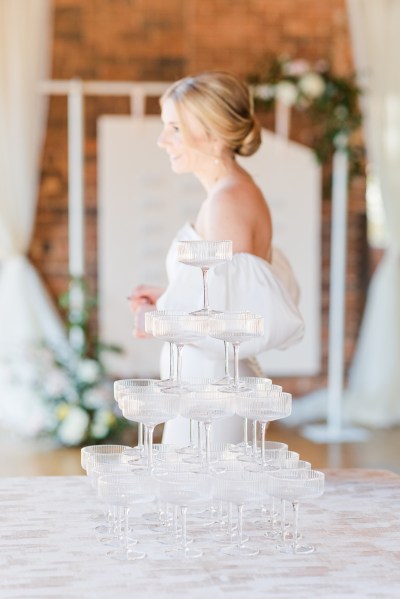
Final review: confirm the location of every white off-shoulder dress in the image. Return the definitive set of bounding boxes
[156,222,304,445]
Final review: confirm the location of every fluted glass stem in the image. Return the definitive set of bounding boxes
[201,267,210,311]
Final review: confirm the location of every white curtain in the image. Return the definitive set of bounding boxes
[345,0,400,426]
[0,0,65,434]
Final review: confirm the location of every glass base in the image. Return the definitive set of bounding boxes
[278,543,315,555]
[156,377,176,388]
[229,442,252,454]
[89,511,105,522]
[176,444,199,456]
[165,546,203,559]
[161,383,192,395]
[283,531,302,541]
[190,307,221,316]
[263,529,281,540]
[100,535,138,547]
[221,384,252,394]
[237,452,256,462]
[252,517,286,531]
[182,452,206,464]
[214,531,246,545]
[107,548,146,561]
[221,544,259,557]
[212,374,234,386]
[123,447,145,463]
[156,534,193,546]
[246,462,280,473]
[94,524,110,535]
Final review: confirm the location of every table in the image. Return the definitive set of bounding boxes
[0,469,399,599]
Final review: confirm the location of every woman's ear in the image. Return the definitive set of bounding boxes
[212,137,226,157]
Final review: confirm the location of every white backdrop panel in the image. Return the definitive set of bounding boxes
[98,116,321,377]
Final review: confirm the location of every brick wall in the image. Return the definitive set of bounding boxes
[29,0,367,396]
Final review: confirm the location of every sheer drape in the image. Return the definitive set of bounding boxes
[346,0,400,426]
[0,0,65,433]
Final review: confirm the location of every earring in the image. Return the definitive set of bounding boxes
[213,157,220,166]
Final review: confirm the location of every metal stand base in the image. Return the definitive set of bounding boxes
[301,423,371,444]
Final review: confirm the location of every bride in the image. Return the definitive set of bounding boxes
[130,71,304,445]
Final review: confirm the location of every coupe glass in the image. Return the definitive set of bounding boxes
[97,473,156,561]
[89,462,136,541]
[114,379,160,452]
[176,239,232,315]
[267,469,325,554]
[152,461,203,544]
[122,392,181,471]
[151,312,209,392]
[273,459,312,543]
[80,444,133,522]
[155,470,212,558]
[208,313,264,456]
[246,441,288,524]
[179,385,235,471]
[114,379,161,405]
[234,380,279,460]
[208,312,264,392]
[213,341,234,386]
[211,467,267,557]
[81,444,132,473]
[86,455,132,488]
[235,389,292,470]
[144,310,181,387]
[255,451,301,539]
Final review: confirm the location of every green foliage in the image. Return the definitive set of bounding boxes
[33,277,130,447]
[250,56,364,176]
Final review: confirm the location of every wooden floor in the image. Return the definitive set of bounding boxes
[1,421,399,476]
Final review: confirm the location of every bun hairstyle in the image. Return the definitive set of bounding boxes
[161,71,262,157]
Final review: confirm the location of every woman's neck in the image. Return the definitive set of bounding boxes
[194,152,237,193]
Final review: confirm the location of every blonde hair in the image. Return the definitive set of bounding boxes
[161,71,261,157]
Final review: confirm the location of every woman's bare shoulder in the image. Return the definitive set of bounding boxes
[210,175,270,224]
[204,174,272,254]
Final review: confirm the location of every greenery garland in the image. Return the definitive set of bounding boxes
[249,56,364,176]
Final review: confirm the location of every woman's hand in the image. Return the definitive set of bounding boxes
[128,285,165,338]
[128,284,164,311]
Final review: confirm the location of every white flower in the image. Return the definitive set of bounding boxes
[76,359,101,384]
[298,73,325,99]
[275,81,298,106]
[254,83,274,101]
[43,368,70,397]
[57,406,89,446]
[333,132,348,150]
[282,59,310,76]
[83,383,112,409]
[90,409,115,440]
[65,386,79,403]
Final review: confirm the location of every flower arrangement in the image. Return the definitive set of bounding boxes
[249,56,364,175]
[8,279,130,447]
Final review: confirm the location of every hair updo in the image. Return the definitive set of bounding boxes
[161,71,262,157]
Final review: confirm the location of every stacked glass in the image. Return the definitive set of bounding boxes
[82,239,325,560]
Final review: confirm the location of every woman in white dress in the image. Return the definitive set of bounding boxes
[130,72,304,445]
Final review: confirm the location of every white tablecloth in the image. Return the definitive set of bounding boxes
[1,469,399,599]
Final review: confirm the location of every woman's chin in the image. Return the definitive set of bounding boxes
[170,163,189,175]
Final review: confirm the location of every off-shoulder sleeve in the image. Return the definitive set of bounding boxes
[156,250,304,359]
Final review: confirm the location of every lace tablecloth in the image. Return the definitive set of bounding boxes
[1,469,399,599]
